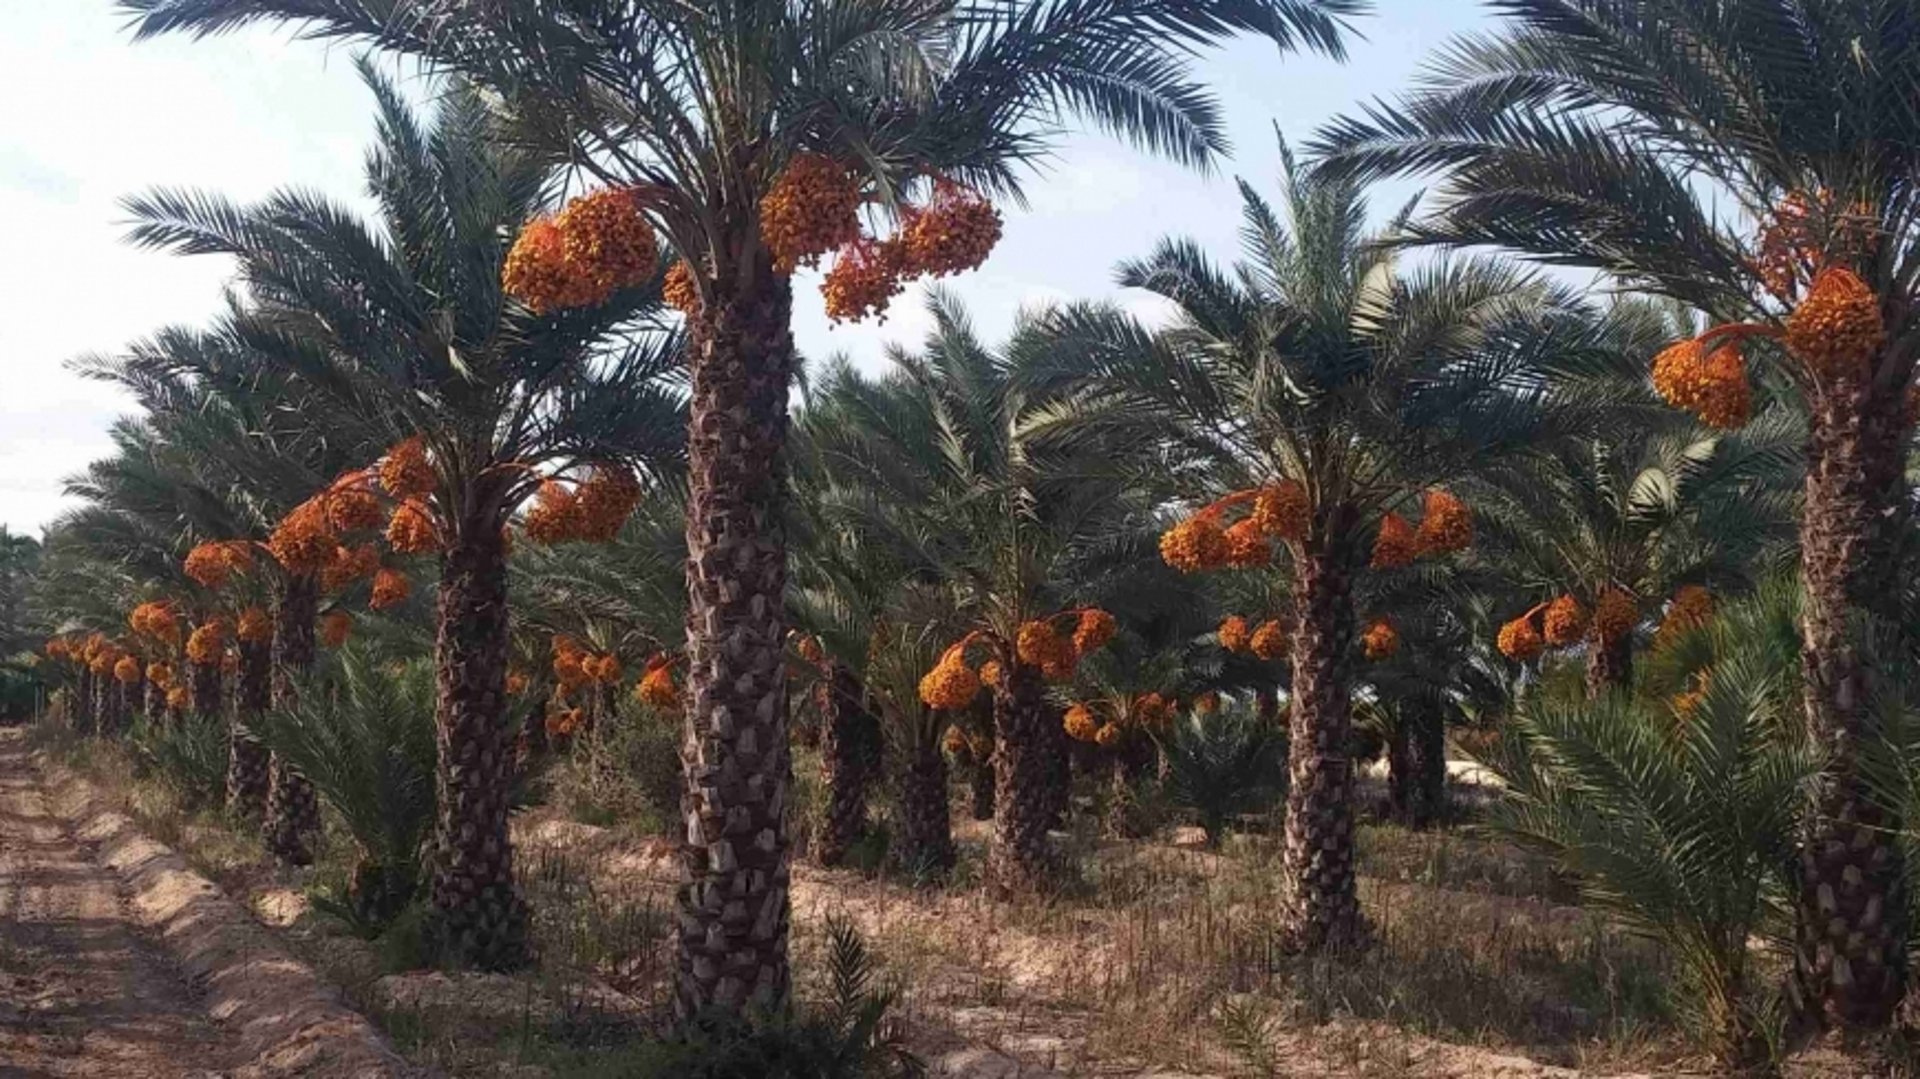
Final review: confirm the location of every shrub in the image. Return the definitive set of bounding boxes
[1157,701,1287,845]
[549,699,682,832]
[251,646,438,929]
[128,711,228,814]
[1477,585,1816,1068]
[638,915,922,1078]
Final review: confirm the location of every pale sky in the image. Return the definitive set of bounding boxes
[0,1,1489,538]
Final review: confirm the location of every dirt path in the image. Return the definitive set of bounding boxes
[0,732,246,1078]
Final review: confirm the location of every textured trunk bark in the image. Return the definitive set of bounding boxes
[1106,738,1154,839]
[1255,687,1280,728]
[589,681,616,738]
[100,674,123,736]
[1411,701,1446,830]
[899,727,955,875]
[144,678,164,724]
[82,669,101,735]
[1279,519,1367,952]
[1042,700,1071,830]
[266,575,320,866]
[675,259,795,1022]
[1794,377,1911,1030]
[969,753,995,821]
[116,677,141,735]
[1585,633,1632,698]
[226,637,272,824]
[1388,699,1447,831]
[522,688,553,763]
[429,506,528,971]
[815,661,879,868]
[71,669,90,731]
[1386,713,1412,822]
[190,660,222,720]
[989,660,1053,892]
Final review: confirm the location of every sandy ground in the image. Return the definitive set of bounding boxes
[0,730,245,1077]
[514,815,1636,1078]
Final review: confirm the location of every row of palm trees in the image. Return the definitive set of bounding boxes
[88,0,1375,1021]
[39,91,1782,1008]
[29,0,1919,1042]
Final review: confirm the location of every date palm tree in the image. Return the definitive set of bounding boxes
[77,326,375,851]
[123,0,1364,1019]
[121,66,685,969]
[1039,145,1595,950]
[861,597,970,876]
[40,433,195,736]
[1309,1,1920,1026]
[782,491,898,871]
[802,300,1159,892]
[0,531,44,720]
[512,482,689,662]
[1353,564,1508,829]
[1063,602,1220,839]
[1479,418,1799,694]
[510,481,687,755]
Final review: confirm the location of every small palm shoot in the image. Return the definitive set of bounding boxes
[251,646,439,930]
[1158,699,1289,848]
[1478,587,1817,1067]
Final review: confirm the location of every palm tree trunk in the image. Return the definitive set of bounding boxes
[1794,382,1911,1029]
[1585,634,1632,698]
[1279,526,1367,952]
[227,637,272,824]
[144,678,164,724]
[101,673,124,736]
[989,660,1053,892]
[1106,741,1156,840]
[1387,713,1412,822]
[190,660,222,720]
[1043,700,1072,830]
[1104,752,1130,838]
[899,722,956,876]
[84,669,103,735]
[190,661,223,808]
[69,669,88,730]
[816,661,879,867]
[969,751,995,821]
[1255,687,1280,728]
[266,575,320,866]
[521,687,552,762]
[429,509,528,971]
[1388,699,1447,830]
[116,676,141,735]
[675,262,796,1022]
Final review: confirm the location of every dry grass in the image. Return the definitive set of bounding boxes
[778,820,1681,1077]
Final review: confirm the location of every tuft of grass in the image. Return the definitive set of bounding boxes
[1355,823,1579,904]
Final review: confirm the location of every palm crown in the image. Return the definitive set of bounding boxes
[125,2,1361,198]
[1310,1,1920,336]
[121,62,686,531]
[804,297,1153,642]
[1046,142,1594,539]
